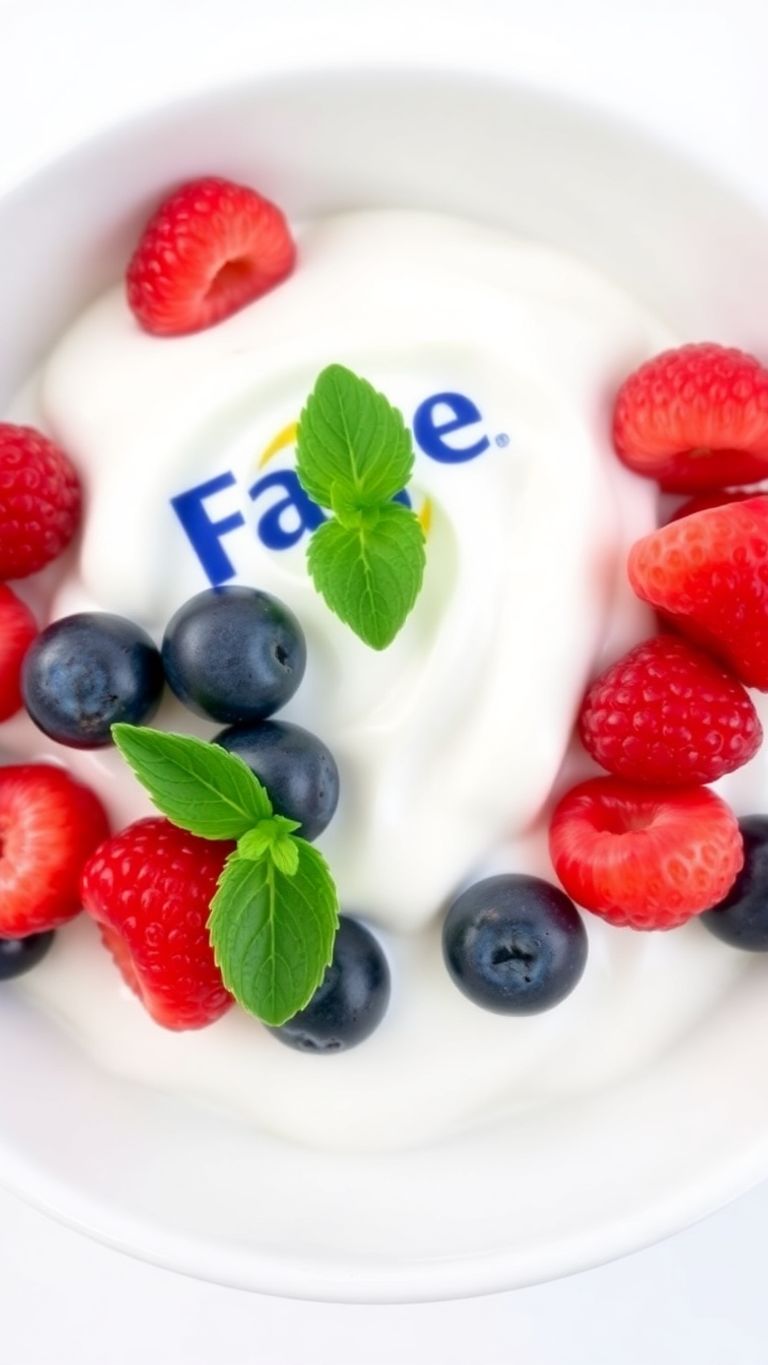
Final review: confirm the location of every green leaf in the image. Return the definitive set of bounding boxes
[295,364,429,650]
[272,815,302,836]
[209,843,339,1026]
[237,824,275,862]
[270,837,300,877]
[296,364,414,510]
[307,501,426,650]
[112,724,272,839]
[330,482,365,529]
[238,817,301,871]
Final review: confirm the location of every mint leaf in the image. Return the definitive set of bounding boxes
[270,837,300,877]
[238,826,275,861]
[330,482,366,528]
[238,817,301,874]
[296,364,429,650]
[113,724,341,1023]
[307,501,426,649]
[112,724,272,839]
[209,842,339,1026]
[296,364,414,510]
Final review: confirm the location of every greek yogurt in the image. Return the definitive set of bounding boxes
[6,208,750,1150]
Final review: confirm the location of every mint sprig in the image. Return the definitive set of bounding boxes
[238,816,301,875]
[296,364,426,650]
[112,724,339,1026]
[210,840,338,1026]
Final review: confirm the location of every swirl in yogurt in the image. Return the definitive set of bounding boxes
[6,209,738,1152]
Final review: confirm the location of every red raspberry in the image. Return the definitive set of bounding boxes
[628,495,768,690]
[579,635,762,786]
[81,818,234,1030]
[0,765,109,937]
[549,777,743,929]
[126,176,296,337]
[0,586,37,720]
[0,423,81,579]
[668,490,755,523]
[613,343,768,491]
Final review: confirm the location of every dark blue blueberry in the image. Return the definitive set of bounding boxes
[0,930,55,981]
[701,816,768,949]
[270,916,390,1053]
[162,587,306,724]
[22,613,164,749]
[215,720,339,841]
[442,874,588,1015]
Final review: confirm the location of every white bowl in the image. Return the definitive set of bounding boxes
[2,69,768,1303]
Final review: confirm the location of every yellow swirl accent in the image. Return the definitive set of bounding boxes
[258,421,299,469]
[257,421,432,537]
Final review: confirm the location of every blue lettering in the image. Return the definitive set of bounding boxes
[170,390,491,573]
[413,391,491,463]
[171,472,245,585]
[249,470,326,550]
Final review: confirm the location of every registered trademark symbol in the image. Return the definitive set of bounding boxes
[495,432,510,447]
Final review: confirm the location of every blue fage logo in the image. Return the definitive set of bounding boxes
[172,390,498,586]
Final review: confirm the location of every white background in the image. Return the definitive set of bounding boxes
[2,0,768,1360]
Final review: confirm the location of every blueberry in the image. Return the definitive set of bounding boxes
[0,930,54,981]
[214,720,339,841]
[701,816,768,949]
[442,874,588,1015]
[162,587,306,724]
[270,916,390,1053]
[22,613,164,749]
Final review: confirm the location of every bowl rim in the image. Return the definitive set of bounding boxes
[3,1123,768,1303]
[2,58,759,217]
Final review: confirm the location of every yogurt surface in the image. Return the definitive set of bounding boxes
[6,208,748,1150]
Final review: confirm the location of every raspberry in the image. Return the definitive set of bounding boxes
[0,423,81,579]
[81,818,233,1030]
[628,495,768,690]
[0,765,109,937]
[0,585,37,720]
[549,777,743,930]
[126,176,296,336]
[613,343,768,491]
[668,490,755,522]
[579,635,762,785]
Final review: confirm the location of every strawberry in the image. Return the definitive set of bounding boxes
[628,495,768,690]
[613,343,768,491]
[549,777,743,930]
[578,635,762,786]
[0,423,81,579]
[0,765,109,937]
[125,176,296,337]
[0,586,37,720]
[81,818,233,1030]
